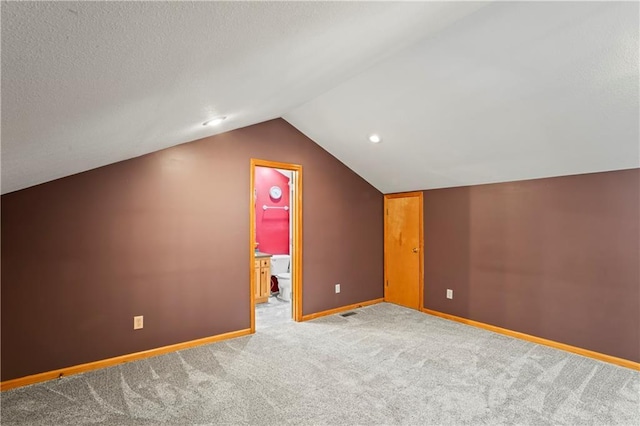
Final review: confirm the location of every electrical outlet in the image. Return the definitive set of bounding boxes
[335,284,341,294]
[134,315,144,330]
[446,289,453,299]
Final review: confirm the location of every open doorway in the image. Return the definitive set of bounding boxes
[249,159,302,332]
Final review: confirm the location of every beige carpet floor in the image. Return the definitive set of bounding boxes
[2,303,638,425]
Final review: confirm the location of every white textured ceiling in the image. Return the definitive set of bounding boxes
[2,1,638,195]
[285,1,640,192]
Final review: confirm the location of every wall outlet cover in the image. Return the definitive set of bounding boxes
[335,284,341,293]
[446,289,453,299]
[134,315,144,330]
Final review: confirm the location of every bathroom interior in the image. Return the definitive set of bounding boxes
[254,166,294,329]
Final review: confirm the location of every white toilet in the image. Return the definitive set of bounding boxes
[270,254,292,301]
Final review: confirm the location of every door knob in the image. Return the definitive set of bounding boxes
[412,247,419,253]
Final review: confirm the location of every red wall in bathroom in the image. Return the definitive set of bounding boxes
[255,167,290,254]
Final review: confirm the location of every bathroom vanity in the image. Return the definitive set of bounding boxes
[254,252,272,304]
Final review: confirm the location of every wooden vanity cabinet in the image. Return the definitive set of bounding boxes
[254,257,271,304]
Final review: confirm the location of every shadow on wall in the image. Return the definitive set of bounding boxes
[0,118,385,382]
[424,186,471,317]
[423,170,640,363]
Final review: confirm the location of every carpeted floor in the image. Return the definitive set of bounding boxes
[2,303,639,425]
[255,295,292,331]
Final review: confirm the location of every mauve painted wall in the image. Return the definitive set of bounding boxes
[423,169,640,362]
[255,167,290,255]
[1,119,383,381]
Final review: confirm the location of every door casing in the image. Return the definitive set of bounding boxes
[250,159,303,332]
[383,191,424,310]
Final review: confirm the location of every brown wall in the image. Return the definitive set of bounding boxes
[1,119,384,381]
[424,169,640,362]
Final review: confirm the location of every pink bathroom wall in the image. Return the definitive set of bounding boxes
[255,167,290,254]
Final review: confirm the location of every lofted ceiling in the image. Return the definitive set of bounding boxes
[1,1,638,195]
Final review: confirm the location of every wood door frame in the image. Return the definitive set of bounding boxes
[383,191,424,311]
[250,159,303,332]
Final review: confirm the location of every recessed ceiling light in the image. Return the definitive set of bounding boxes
[369,134,382,143]
[203,116,226,126]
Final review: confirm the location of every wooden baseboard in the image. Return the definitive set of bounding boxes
[301,298,384,321]
[1,328,252,391]
[9,306,632,391]
[422,308,639,371]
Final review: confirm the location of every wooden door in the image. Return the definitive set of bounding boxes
[254,260,262,301]
[260,259,270,301]
[254,258,270,304]
[384,192,423,310]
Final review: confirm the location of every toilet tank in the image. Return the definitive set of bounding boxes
[270,254,290,275]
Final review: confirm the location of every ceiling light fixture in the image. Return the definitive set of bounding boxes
[369,134,382,143]
[203,116,227,127]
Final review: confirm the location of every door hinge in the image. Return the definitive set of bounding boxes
[386,280,389,287]
[386,208,388,215]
